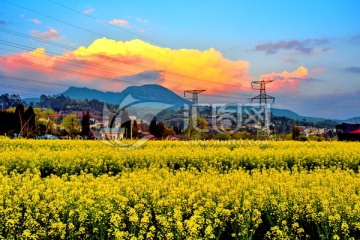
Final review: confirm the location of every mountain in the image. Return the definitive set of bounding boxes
[271,108,327,123]
[22,84,357,123]
[24,84,191,107]
[59,87,121,104]
[343,116,360,124]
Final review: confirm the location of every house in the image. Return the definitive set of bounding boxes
[337,123,360,141]
[100,127,125,140]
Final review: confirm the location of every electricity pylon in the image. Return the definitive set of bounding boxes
[183,90,205,137]
[184,90,205,104]
[250,79,275,137]
[250,79,275,106]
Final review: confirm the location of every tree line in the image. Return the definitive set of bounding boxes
[0,103,92,139]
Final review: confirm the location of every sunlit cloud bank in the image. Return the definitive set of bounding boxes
[259,66,308,92]
[0,37,253,94]
[0,37,313,98]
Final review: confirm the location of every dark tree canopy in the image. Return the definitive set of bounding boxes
[120,110,131,139]
[149,117,158,138]
[24,106,36,138]
[0,111,15,136]
[81,111,92,139]
[14,104,25,136]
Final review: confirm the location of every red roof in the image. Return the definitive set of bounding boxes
[350,129,360,134]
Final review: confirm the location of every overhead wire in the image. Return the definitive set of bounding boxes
[0,27,252,93]
[0,0,254,101]
[0,1,252,91]
[0,38,252,99]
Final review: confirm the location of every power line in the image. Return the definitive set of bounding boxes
[0,46,250,101]
[47,0,167,48]
[0,28,166,78]
[0,73,71,88]
[0,56,141,85]
[0,45,219,94]
[0,83,60,94]
[0,27,252,94]
[0,0,252,92]
[0,1,254,102]
[0,43,252,99]
[0,43,162,83]
[0,42,252,101]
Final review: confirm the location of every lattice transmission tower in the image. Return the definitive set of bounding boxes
[183,90,205,137]
[250,79,275,106]
[250,79,275,136]
[184,90,206,104]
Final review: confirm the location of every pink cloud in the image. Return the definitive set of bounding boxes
[30,28,62,41]
[29,18,41,24]
[260,66,308,92]
[109,19,128,27]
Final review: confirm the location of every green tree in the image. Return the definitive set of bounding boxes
[81,111,91,139]
[120,110,131,139]
[23,106,36,138]
[184,116,208,139]
[157,122,166,139]
[132,120,139,139]
[163,125,175,139]
[215,132,231,140]
[14,104,25,137]
[292,126,301,140]
[61,114,80,139]
[149,117,159,138]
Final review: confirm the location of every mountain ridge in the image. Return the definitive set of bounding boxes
[23,85,358,123]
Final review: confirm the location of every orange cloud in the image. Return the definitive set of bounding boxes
[0,38,251,94]
[30,28,62,41]
[259,66,308,92]
[109,19,128,27]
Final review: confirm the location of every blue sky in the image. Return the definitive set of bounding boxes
[0,0,359,119]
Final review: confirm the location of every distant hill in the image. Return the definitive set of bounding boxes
[271,108,327,123]
[24,84,191,108]
[343,116,360,124]
[23,84,358,123]
[59,87,121,104]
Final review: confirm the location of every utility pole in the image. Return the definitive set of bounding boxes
[250,79,275,136]
[183,90,205,137]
